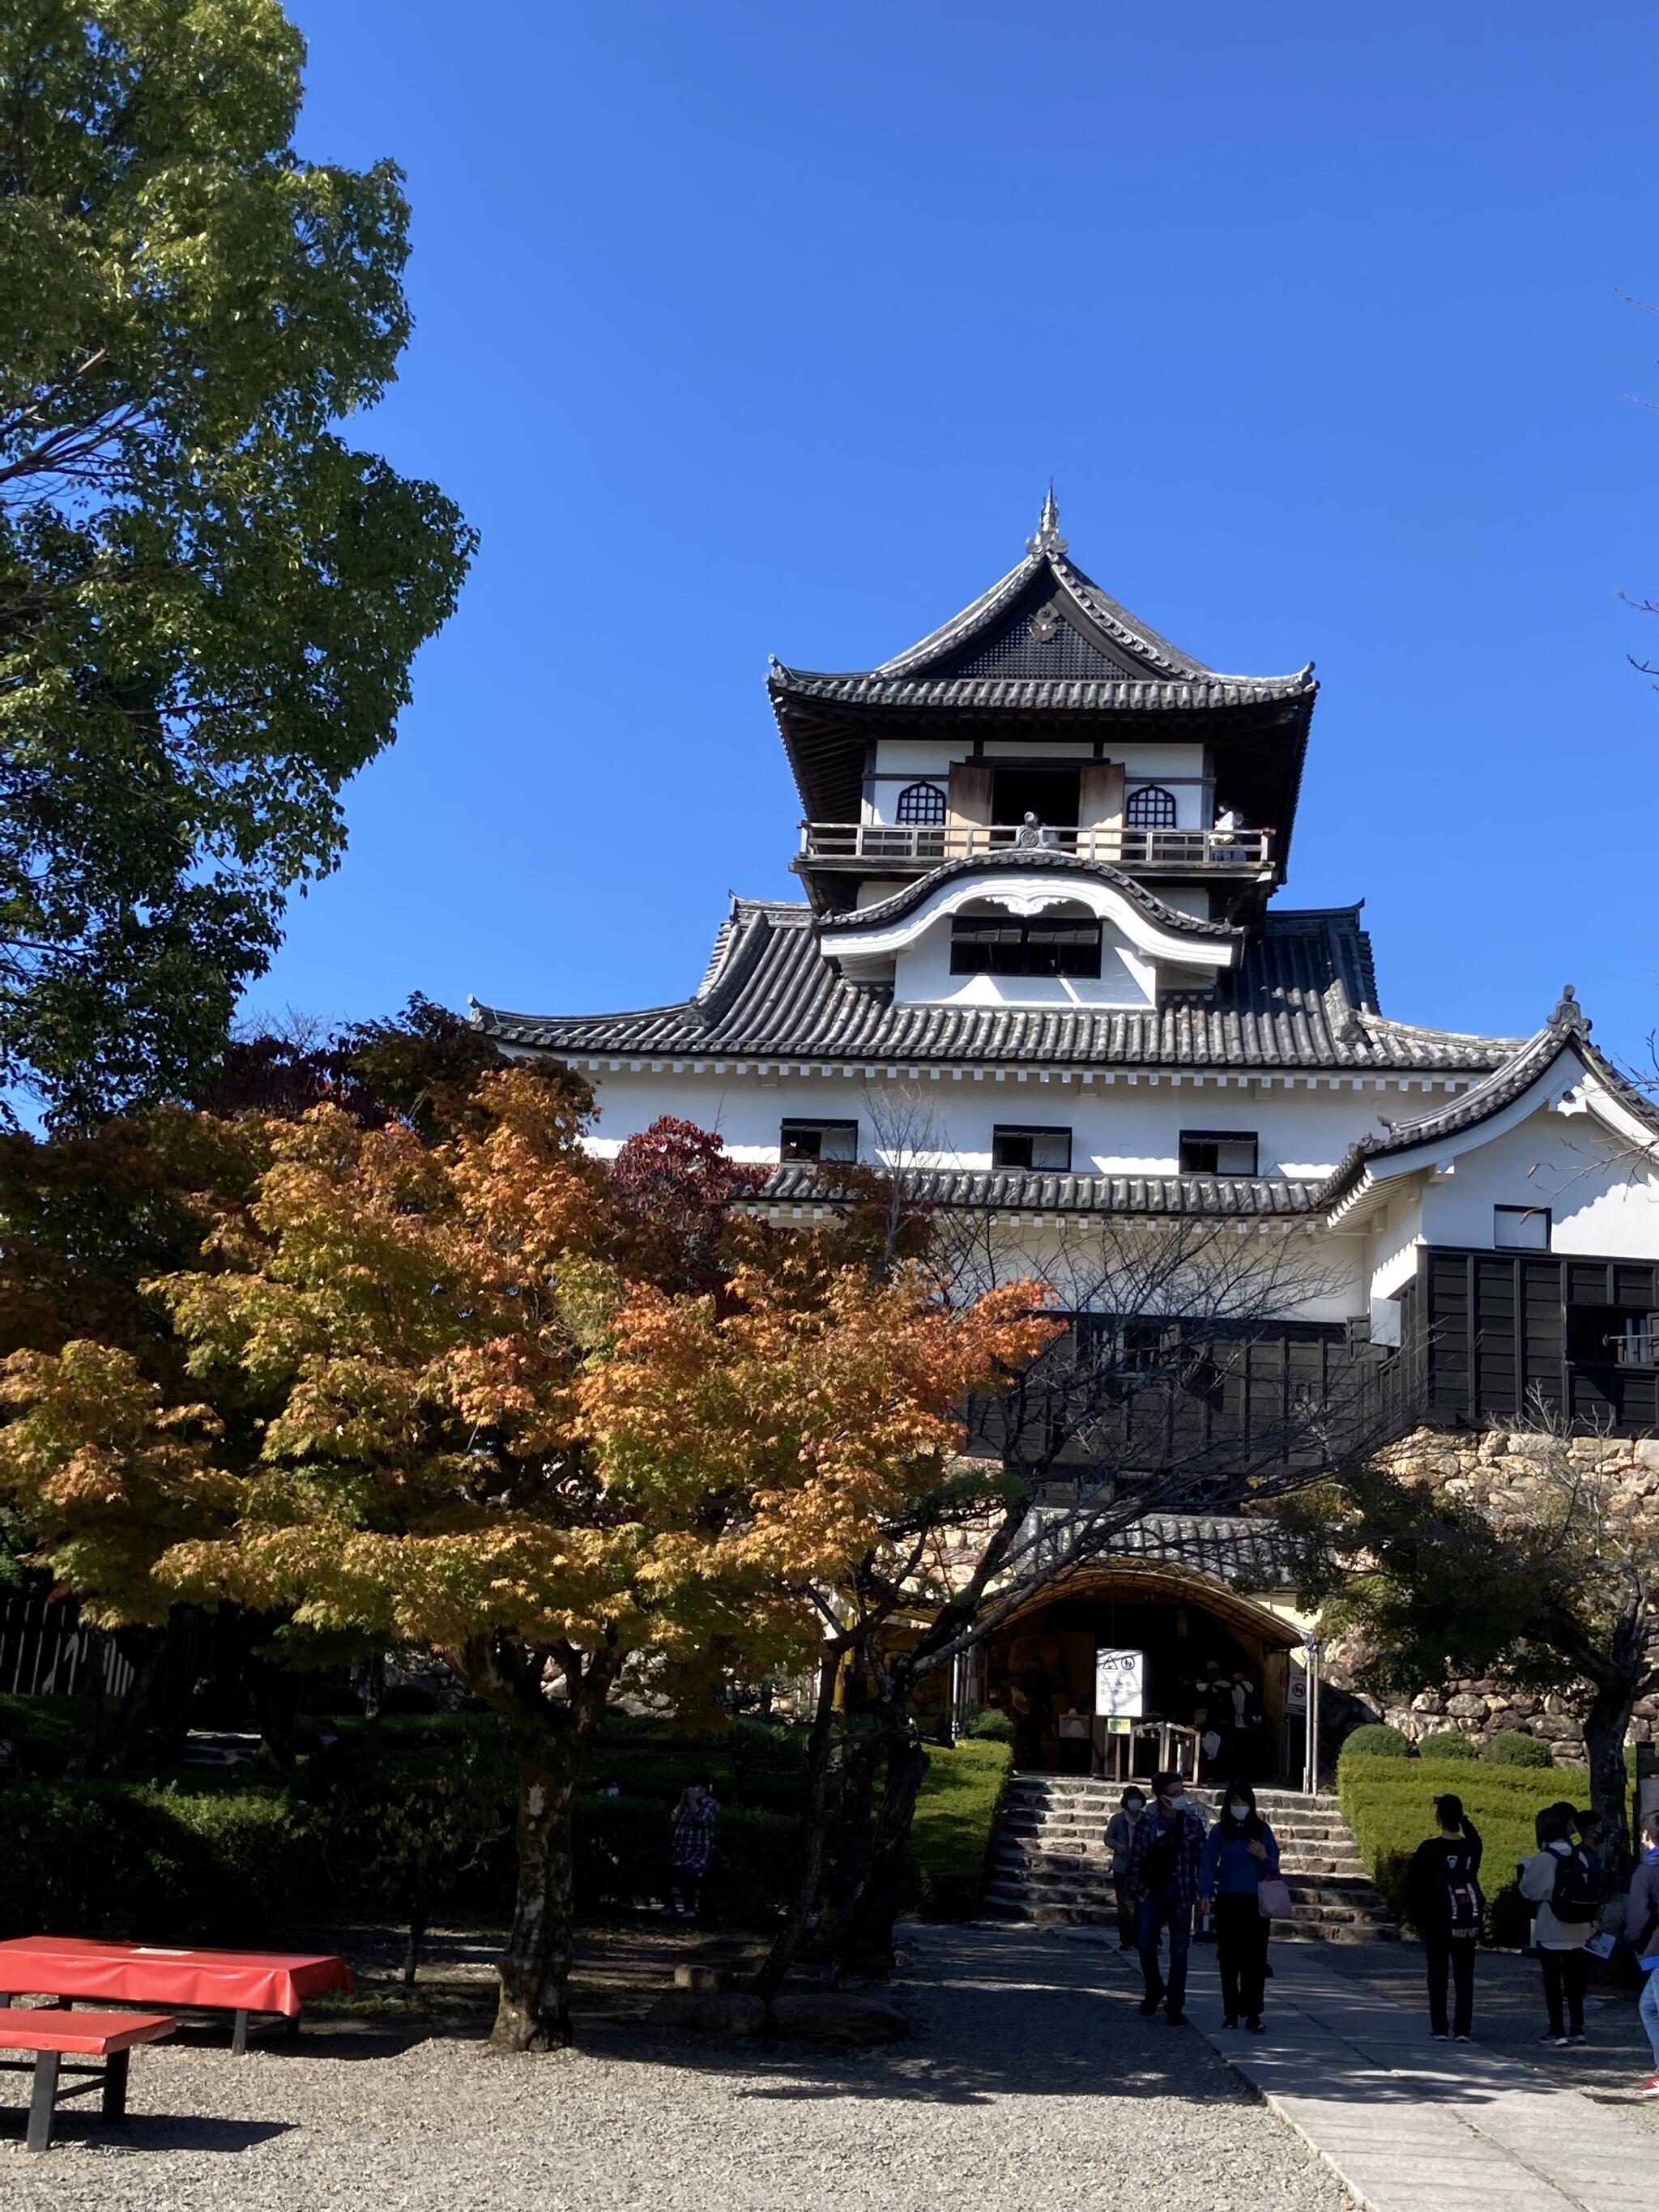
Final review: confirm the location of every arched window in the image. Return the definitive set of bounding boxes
[895,781,947,825]
[1126,785,1177,829]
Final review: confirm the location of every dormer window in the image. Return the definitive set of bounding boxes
[1179,1129,1259,1175]
[1126,785,1177,829]
[949,912,1102,979]
[894,781,946,825]
[992,1125,1072,1171]
[780,1117,857,1163]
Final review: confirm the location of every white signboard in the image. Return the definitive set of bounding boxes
[1286,1664,1307,1715]
[1094,1646,1145,1720]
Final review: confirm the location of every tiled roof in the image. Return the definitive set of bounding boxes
[760,1163,1322,1217]
[473,897,1521,1076]
[1317,987,1659,1208]
[770,670,1312,712]
[817,850,1240,941]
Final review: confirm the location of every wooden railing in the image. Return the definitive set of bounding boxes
[800,822,1274,870]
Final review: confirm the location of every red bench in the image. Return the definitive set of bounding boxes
[0,2008,175,2152]
[0,1937,354,2053]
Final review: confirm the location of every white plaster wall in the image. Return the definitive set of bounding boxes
[1362,1192,1427,1304]
[567,1064,1409,1183]
[865,741,1209,825]
[1417,1103,1659,1258]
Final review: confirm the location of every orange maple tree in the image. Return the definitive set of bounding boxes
[0,1067,1053,2048]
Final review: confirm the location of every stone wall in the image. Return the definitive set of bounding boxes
[1321,1427,1659,1768]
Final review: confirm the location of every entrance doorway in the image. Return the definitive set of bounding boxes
[976,1567,1303,1786]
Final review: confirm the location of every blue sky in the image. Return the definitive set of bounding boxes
[265,2,1659,1070]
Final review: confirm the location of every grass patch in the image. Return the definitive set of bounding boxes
[1339,1753,1587,1946]
[908,1739,1013,1920]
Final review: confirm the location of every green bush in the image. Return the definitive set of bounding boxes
[1338,1722,1412,1761]
[1414,1731,1478,1762]
[1484,1729,1554,1768]
[1339,1753,1586,1946]
[0,1781,325,1941]
[907,1738,1013,1920]
[964,1708,1014,1744]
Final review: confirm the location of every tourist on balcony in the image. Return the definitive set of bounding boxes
[1623,1807,1659,2100]
[1105,1786,1145,1954]
[1123,1769,1207,2027]
[1197,1779,1281,2033]
[1406,1793,1484,2041]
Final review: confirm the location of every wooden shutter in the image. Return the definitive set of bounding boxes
[945,761,992,852]
[1079,761,1124,862]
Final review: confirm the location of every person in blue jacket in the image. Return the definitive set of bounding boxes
[1197,1778,1281,2031]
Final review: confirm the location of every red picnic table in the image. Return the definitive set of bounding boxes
[0,1937,354,2053]
[0,2007,175,2152]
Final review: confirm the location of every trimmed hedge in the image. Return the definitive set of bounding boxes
[908,1739,1013,1920]
[0,1781,323,1941]
[965,1708,1014,1745]
[1484,1729,1555,1768]
[1414,1732,1478,1762]
[1338,1723,1411,1761]
[1339,1753,1587,1947]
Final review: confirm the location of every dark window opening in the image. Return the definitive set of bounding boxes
[1564,1301,1658,1366]
[1179,1130,1260,1176]
[950,914,1102,978]
[1495,1204,1550,1251]
[992,1124,1073,1172]
[990,765,1080,831]
[1125,785,1177,829]
[894,781,946,825]
[780,1118,857,1163]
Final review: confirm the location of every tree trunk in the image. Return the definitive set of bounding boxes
[810,1715,884,1966]
[493,1741,582,2050]
[836,1722,930,1976]
[402,1914,426,1993]
[751,1653,840,2001]
[1583,1681,1637,1887]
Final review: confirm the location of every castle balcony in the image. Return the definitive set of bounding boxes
[797,820,1276,880]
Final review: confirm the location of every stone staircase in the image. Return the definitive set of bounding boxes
[984,1774,1400,1944]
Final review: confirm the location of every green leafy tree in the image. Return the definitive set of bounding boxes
[0,1,475,1117]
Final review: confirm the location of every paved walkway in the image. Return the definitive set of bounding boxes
[1103,1934,1654,2212]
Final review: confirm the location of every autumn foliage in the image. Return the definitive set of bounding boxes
[0,1064,1053,2046]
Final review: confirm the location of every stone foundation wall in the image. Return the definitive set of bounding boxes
[1321,1427,1659,1768]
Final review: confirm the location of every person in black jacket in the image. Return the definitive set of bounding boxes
[1406,1792,1484,2041]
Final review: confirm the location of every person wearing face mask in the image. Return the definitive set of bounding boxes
[1196,1779,1280,2031]
[1105,1787,1145,1952]
[1122,1769,1207,2026]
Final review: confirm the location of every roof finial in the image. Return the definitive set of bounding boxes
[1027,479,1067,557]
[1549,982,1590,1036]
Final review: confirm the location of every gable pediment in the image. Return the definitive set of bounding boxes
[941,583,1148,682]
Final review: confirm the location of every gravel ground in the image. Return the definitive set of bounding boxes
[0,1924,1356,2212]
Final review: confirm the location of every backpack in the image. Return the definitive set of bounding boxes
[1444,1848,1482,1941]
[1549,1846,1598,1927]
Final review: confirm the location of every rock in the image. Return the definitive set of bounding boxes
[674,1963,731,1993]
[690,1993,766,2038]
[769,1994,909,2046]
[646,1992,701,2028]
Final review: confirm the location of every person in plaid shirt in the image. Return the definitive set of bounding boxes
[668,1780,720,1920]
[1122,1770,1208,2026]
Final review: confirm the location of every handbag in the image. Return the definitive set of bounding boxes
[1257,1876,1294,1920]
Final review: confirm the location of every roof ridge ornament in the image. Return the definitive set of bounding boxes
[1548,982,1591,1037]
[1026,481,1068,558]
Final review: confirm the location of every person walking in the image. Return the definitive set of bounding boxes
[1105,1786,1145,1954]
[668,1779,720,1920]
[1624,1807,1659,2100]
[1123,1769,1207,2027]
[1406,1792,1484,2042]
[1520,1805,1598,2046]
[1196,1779,1279,2032]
